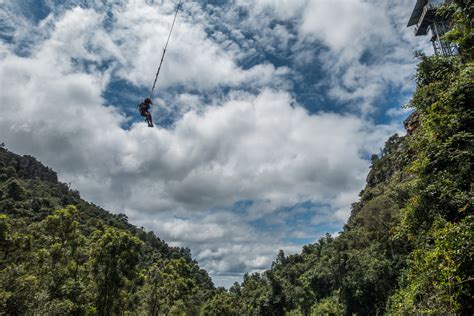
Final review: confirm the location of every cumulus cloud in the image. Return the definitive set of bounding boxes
[218,0,430,114]
[1,0,413,286]
[235,0,307,21]
[300,0,390,57]
[296,0,430,113]
[103,0,290,91]
[0,44,398,285]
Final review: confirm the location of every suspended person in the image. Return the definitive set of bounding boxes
[137,0,182,126]
[139,98,154,127]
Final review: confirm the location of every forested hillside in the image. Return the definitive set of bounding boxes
[0,148,215,314]
[2,55,471,315]
[1,2,472,315]
[201,3,474,314]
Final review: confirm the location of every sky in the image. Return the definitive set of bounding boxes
[0,0,432,288]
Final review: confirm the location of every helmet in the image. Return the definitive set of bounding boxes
[144,98,152,105]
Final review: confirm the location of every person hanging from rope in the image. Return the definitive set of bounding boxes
[138,98,154,127]
[138,0,181,127]
[136,0,182,127]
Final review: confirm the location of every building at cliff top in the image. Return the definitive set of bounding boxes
[407,0,458,56]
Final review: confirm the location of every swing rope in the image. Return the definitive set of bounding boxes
[149,0,183,99]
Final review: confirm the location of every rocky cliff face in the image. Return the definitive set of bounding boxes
[403,111,420,136]
[0,147,58,183]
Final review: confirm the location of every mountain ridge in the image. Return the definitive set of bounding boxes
[1,2,473,312]
[1,53,473,314]
[0,144,215,314]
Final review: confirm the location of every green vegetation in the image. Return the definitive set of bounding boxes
[1,2,472,314]
[441,0,474,61]
[0,149,214,315]
[197,4,473,314]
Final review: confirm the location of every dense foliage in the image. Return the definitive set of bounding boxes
[1,3,472,315]
[1,52,472,316]
[200,5,473,314]
[441,0,474,61]
[0,148,214,315]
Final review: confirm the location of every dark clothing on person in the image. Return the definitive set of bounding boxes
[139,102,150,116]
[139,98,154,127]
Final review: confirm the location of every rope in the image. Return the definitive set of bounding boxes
[149,0,183,99]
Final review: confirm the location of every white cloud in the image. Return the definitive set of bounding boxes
[386,106,412,118]
[0,40,397,284]
[295,0,431,114]
[300,0,390,57]
[235,0,307,21]
[223,0,430,114]
[296,1,398,113]
[0,0,413,287]
[103,0,289,91]
[135,209,303,287]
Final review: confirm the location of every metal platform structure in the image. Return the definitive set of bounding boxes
[407,0,457,56]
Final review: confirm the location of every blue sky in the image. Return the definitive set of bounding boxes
[0,0,431,287]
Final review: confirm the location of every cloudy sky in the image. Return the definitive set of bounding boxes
[0,0,431,287]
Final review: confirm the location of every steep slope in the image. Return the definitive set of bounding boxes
[199,131,416,315]
[0,147,215,314]
[2,2,472,315]
[200,36,473,316]
[1,51,471,316]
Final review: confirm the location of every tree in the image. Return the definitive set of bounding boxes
[33,206,91,314]
[200,288,241,316]
[91,227,143,315]
[0,214,38,314]
[140,258,201,315]
[388,216,473,314]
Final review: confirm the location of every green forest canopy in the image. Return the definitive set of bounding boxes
[1,1,473,315]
